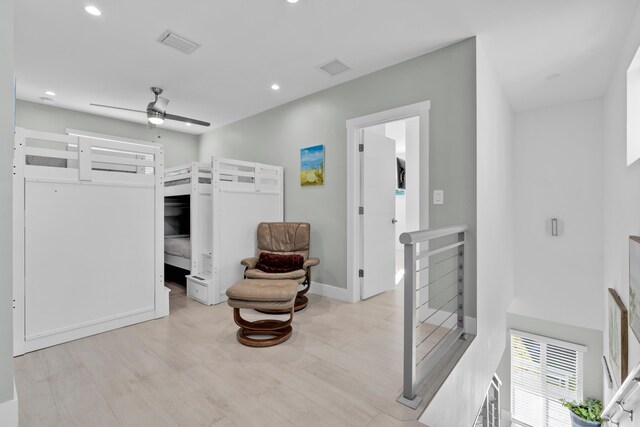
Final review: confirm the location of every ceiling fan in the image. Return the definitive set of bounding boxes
[90,87,210,127]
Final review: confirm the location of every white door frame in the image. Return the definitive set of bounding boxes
[345,101,431,303]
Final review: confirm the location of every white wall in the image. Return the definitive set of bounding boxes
[508,99,604,331]
[16,101,199,168]
[419,40,514,427]
[602,3,640,424]
[627,47,640,166]
[0,0,16,420]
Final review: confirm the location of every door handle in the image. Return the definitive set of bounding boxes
[391,218,398,224]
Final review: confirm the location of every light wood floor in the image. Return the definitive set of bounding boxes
[14,282,456,427]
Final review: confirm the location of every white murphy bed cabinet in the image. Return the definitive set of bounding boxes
[164,158,283,306]
[13,128,169,356]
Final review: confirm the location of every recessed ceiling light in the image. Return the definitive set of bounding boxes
[287,0,299,3]
[45,90,56,96]
[271,83,280,91]
[185,122,192,127]
[85,5,102,16]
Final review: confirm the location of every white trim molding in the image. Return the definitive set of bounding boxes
[65,128,156,146]
[345,101,431,303]
[509,328,588,353]
[0,382,18,427]
[308,281,351,302]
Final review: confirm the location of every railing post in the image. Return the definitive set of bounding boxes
[397,241,422,409]
[457,231,466,337]
[397,225,469,410]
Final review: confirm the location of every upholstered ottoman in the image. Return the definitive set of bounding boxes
[226,279,298,347]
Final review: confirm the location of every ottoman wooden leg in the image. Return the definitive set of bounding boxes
[233,307,294,347]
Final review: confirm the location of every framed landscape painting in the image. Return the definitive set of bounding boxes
[608,287,628,387]
[629,236,640,342]
[300,145,324,186]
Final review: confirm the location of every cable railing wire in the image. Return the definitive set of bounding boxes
[415,310,457,355]
[416,267,458,291]
[429,253,458,267]
[415,250,458,273]
[416,280,458,310]
[414,294,458,334]
[416,318,459,366]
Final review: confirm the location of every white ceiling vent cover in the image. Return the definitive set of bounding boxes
[157,30,200,54]
[317,58,351,76]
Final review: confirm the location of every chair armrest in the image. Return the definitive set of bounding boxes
[241,257,258,269]
[304,258,320,268]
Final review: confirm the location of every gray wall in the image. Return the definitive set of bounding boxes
[199,39,477,300]
[0,0,15,405]
[496,313,604,412]
[16,101,200,168]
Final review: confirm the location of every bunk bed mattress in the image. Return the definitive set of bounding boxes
[164,235,191,258]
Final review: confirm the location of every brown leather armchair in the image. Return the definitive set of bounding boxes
[241,222,320,311]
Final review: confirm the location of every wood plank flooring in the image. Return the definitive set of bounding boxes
[15,282,457,427]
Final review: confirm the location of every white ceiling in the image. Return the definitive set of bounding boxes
[14,0,639,135]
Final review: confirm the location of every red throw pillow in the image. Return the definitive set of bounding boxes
[255,252,304,273]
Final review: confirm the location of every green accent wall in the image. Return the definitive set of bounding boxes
[199,39,478,313]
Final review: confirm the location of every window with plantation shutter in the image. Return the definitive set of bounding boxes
[510,330,586,427]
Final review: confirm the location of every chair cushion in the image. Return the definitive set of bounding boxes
[255,252,304,273]
[226,279,299,302]
[245,268,306,282]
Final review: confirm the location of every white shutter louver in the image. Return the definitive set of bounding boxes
[511,330,585,427]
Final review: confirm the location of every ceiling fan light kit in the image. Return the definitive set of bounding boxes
[90,87,210,128]
[147,111,164,125]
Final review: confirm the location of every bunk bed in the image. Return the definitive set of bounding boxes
[163,162,212,273]
[163,158,283,306]
[13,128,168,355]
[210,157,284,305]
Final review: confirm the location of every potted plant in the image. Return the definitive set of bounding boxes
[562,398,603,426]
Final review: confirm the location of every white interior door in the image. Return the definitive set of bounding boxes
[362,129,397,299]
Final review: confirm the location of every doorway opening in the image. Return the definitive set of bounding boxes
[346,101,430,302]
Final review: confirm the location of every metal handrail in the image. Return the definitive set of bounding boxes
[399,224,468,244]
[602,360,640,424]
[397,225,468,409]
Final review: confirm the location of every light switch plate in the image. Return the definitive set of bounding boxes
[433,190,444,205]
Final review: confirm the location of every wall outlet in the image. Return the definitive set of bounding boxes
[433,190,444,205]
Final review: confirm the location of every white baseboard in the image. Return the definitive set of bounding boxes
[0,381,18,427]
[19,309,155,356]
[501,409,512,426]
[155,286,171,318]
[309,281,351,302]
[466,316,477,335]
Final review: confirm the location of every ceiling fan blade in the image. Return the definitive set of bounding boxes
[149,96,169,114]
[89,103,147,114]
[164,113,210,127]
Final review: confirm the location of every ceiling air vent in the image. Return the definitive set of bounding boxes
[317,58,351,77]
[157,30,200,55]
